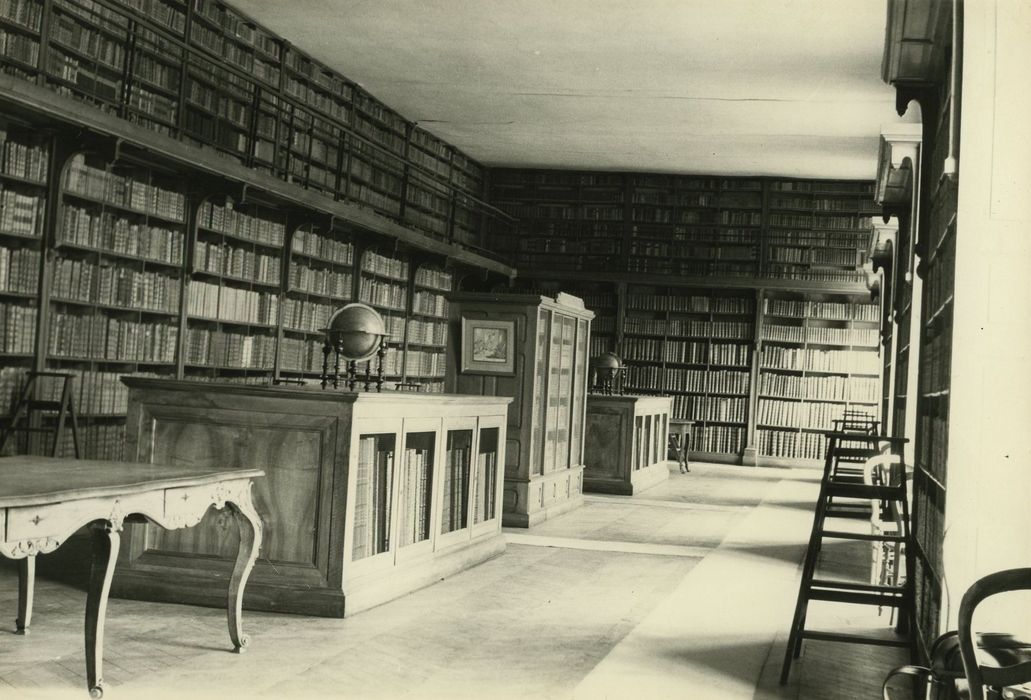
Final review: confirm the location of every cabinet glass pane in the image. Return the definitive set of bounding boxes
[352,433,395,561]
[442,429,472,534]
[399,431,435,547]
[644,415,653,466]
[554,315,574,469]
[569,318,588,466]
[474,427,499,524]
[533,309,550,475]
[634,416,643,470]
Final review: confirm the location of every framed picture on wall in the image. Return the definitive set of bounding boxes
[461,318,516,375]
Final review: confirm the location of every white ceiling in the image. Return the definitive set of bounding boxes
[233,0,902,180]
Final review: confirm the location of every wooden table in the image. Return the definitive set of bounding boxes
[0,457,264,698]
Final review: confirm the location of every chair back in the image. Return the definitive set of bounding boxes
[958,568,1031,700]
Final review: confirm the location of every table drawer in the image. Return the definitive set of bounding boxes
[8,503,81,541]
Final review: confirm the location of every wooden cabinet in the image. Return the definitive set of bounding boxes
[448,292,593,527]
[584,394,673,495]
[114,378,510,617]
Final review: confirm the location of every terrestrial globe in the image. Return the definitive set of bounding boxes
[591,352,622,371]
[323,303,387,361]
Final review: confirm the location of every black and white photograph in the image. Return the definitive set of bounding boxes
[0,0,1028,698]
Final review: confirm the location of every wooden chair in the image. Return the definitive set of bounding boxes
[958,568,1031,700]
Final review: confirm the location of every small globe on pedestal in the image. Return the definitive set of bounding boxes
[590,352,625,395]
[323,303,387,361]
[591,352,622,372]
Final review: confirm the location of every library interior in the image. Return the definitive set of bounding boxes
[0,0,1029,698]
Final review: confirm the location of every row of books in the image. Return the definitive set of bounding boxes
[764,266,866,284]
[670,394,747,424]
[50,8,125,71]
[769,194,878,212]
[766,230,869,247]
[913,478,945,579]
[917,413,949,486]
[631,225,759,244]
[192,0,279,58]
[50,256,180,312]
[0,301,34,353]
[758,428,828,460]
[0,128,47,182]
[382,312,406,342]
[284,75,350,121]
[187,280,278,325]
[924,235,954,319]
[31,368,156,415]
[663,340,750,366]
[359,277,406,311]
[768,214,871,231]
[768,246,862,266]
[277,335,323,374]
[918,333,951,396]
[412,290,447,317]
[60,205,185,264]
[763,298,879,321]
[47,311,178,362]
[626,293,750,313]
[692,425,745,454]
[0,28,39,72]
[757,399,862,431]
[769,181,873,195]
[291,228,353,264]
[64,154,185,221]
[197,201,285,247]
[762,324,878,347]
[406,349,445,378]
[759,372,879,403]
[0,186,44,236]
[665,368,750,395]
[281,297,333,333]
[413,266,452,292]
[759,346,880,374]
[406,318,446,347]
[114,0,185,36]
[397,445,433,547]
[184,327,275,369]
[626,257,759,278]
[194,239,281,284]
[288,262,353,301]
[588,335,614,360]
[592,316,616,333]
[352,434,394,560]
[629,240,758,261]
[0,245,38,293]
[361,250,409,281]
[474,449,498,524]
[441,441,470,534]
[0,0,42,32]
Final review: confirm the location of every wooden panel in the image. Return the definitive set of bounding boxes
[584,412,624,478]
[148,419,324,565]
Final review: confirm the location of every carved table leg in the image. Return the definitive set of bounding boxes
[226,497,262,653]
[15,556,34,634]
[85,521,119,699]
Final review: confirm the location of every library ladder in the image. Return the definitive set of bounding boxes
[0,371,82,459]
[779,432,914,684]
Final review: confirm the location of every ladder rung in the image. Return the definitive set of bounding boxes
[820,529,906,542]
[800,630,910,647]
[4,427,56,434]
[825,483,905,500]
[810,579,904,593]
[26,400,64,411]
[808,589,905,607]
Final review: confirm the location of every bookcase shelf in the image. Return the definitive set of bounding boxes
[0,0,506,251]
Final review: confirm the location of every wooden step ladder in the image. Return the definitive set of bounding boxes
[0,371,82,459]
[779,431,914,684]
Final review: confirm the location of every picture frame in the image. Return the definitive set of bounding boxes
[460,318,516,375]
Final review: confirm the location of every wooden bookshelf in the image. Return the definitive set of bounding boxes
[406,263,451,392]
[278,221,354,381]
[498,171,881,465]
[756,291,881,466]
[0,120,46,455]
[0,0,507,251]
